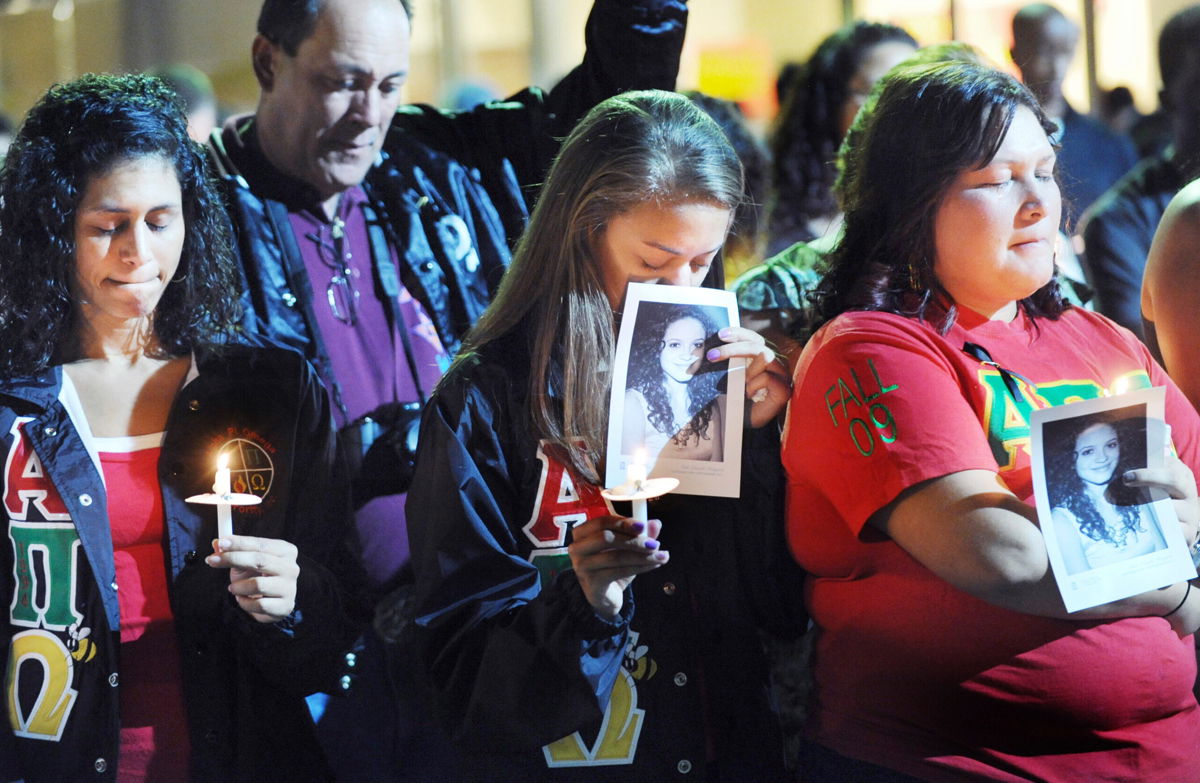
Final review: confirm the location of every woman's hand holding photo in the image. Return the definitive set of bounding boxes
[706,326,790,425]
[1122,453,1200,550]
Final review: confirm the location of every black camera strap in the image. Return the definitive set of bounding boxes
[364,200,428,405]
[266,198,352,420]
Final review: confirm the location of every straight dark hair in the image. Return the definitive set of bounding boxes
[811,60,1067,332]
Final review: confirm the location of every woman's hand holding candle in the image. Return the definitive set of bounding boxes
[206,534,300,623]
[568,516,667,619]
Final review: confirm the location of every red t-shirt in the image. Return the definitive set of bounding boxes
[99,436,191,781]
[784,306,1200,782]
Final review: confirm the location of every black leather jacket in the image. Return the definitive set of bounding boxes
[208,0,688,420]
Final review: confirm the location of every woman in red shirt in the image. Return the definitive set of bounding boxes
[784,60,1200,781]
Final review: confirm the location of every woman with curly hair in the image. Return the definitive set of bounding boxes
[766,20,916,256]
[622,303,727,463]
[1048,415,1166,574]
[0,73,363,782]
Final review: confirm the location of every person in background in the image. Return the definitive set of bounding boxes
[209,0,689,778]
[735,40,986,370]
[1097,86,1141,136]
[766,20,916,257]
[148,62,219,143]
[212,0,689,592]
[0,73,363,783]
[785,60,1200,781]
[1079,4,1200,339]
[1141,177,1200,410]
[1010,2,1138,224]
[407,90,800,781]
[684,91,769,282]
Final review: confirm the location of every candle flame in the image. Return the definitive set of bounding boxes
[217,454,228,470]
[1112,377,1130,397]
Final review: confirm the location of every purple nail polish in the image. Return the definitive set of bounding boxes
[644,538,659,550]
[706,349,721,361]
[718,327,732,339]
[630,520,646,534]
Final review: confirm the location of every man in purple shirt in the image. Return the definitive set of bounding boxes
[213,0,688,588]
[208,0,688,777]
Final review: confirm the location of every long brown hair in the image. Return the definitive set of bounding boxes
[453,89,743,482]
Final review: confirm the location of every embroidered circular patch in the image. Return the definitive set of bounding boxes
[216,438,275,500]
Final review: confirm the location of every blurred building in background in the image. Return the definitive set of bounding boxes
[0,0,1191,130]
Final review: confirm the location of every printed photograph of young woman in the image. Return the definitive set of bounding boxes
[621,302,730,465]
[1045,407,1167,576]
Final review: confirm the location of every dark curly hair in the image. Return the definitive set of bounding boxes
[810,60,1068,333]
[1046,412,1151,546]
[767,21,916,253]
[0,73,241,375]
[626,303,727,444]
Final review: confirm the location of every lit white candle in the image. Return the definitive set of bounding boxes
[627,450,648,523]
[213,455,233,539]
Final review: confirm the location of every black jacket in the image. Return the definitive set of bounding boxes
[0,344,364,782]
[407,326,805,781]
[1079,149,1186,338]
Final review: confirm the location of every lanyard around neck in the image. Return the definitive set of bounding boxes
[962,341,1040,408]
